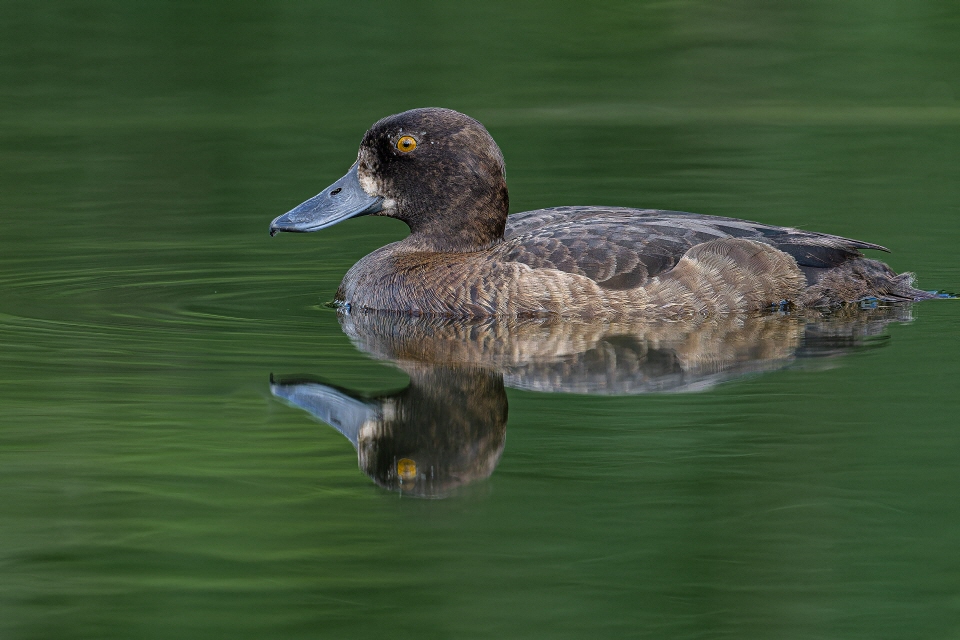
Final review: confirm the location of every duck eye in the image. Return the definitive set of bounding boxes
[397,458,417,480]
[396,135,418,153]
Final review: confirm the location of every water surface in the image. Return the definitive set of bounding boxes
[1,1,959,638]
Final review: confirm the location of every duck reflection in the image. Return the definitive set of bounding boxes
[271,305,913,497]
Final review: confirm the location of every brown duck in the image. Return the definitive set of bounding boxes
[270,108,936,319]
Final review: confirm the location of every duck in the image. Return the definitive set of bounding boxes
[270,107,936,319]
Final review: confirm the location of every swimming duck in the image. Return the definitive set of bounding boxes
[270,108,934,318]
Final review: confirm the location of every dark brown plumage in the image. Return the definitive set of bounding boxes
[270,107,936,318]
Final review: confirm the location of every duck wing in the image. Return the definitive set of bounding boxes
[498,206,887,289]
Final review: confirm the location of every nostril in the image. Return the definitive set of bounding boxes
[330,187,342,196]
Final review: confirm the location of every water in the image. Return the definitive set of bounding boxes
[1,1,959,638]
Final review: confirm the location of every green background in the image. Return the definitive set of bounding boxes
[1,1,959,638]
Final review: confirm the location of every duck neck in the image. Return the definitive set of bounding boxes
[402,179,509,253]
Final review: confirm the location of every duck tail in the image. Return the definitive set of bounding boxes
[801,257,941,308]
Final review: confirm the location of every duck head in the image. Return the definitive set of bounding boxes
[270,364,508,498]
[270,108,509,252]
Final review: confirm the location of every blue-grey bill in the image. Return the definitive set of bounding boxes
[270,163,383,236]
[269,376,376,448]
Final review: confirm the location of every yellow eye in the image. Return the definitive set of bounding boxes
[396,135,417,153]
[397,458,417,480]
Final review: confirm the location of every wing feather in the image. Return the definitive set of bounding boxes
[497,206,886,289]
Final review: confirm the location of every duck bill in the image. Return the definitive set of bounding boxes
[270,375,377,448]
[270,163,383,236]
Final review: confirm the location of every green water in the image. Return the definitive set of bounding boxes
[2,1,960,638]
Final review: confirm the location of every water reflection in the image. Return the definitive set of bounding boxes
[272,305,913,497]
